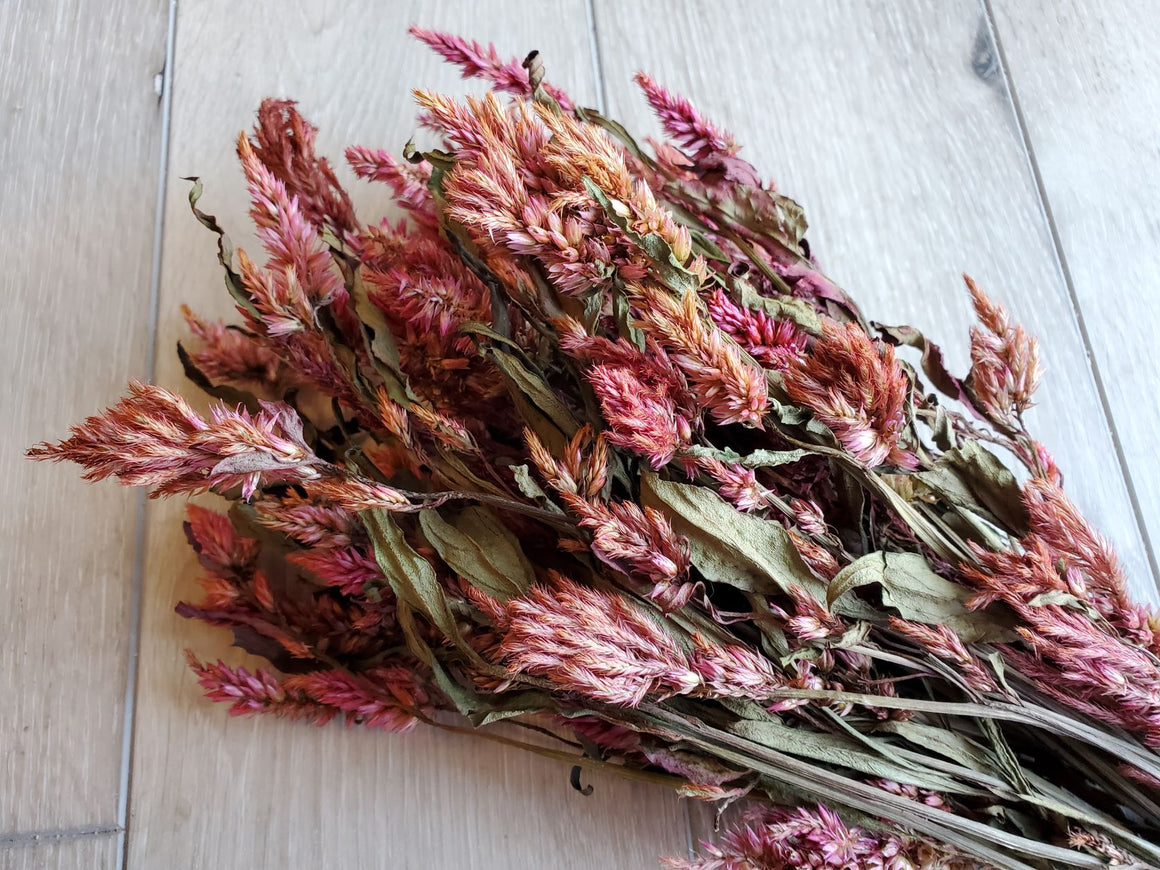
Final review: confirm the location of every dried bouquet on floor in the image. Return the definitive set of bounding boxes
[31,28,1160,869]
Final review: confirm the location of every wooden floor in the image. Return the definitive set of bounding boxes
[3,1,1158,867]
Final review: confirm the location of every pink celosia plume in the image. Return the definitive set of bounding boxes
[28,381,319,499]
[783,320,915,468]
[409,26,575,112]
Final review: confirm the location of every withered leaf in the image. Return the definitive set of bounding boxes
[363,508,482,665]
[420,505,535,601]
[918,440,1029,534]
[827,551,1012,643]
[641,472,826,601]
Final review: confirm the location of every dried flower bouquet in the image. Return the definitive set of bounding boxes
[30,29,1160,870]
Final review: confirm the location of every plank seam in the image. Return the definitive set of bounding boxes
[116,2,179,869]
[681,798,695,859]
[980,0,1160,590]
[584,0,608,113]
[0,826,121,849]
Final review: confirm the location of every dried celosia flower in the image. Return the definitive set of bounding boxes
[528,428,693,604]
[564,715,644,755]
[1030,439,1063,485]
[889,617,998,694]
[497,575,702,706]
[696,457,766,511]
[689,635,801,705]
[284,666,428,733]
[1067,827,1139,865]
[868,777,948,810]
[965,538,1160,745]
[666,804,979,870]
[559,319,698,469]
[182,305,284,386]
[247,98,357,235]
[965,274,1042,424]
[344,146,439,230]
[361,227,490,355]
[185,653,336,725]
[1023,478,1160,651]
[424,89,696,303]
[303,475,414,513]
[789,498,828,537]
[634,72,739,160]
[788,529,841,580]
[410,26,574,112]
[35,37,1160,870]
[586,364,691,469]
[705,288,807,368]
[288,546,384,596]
[634,71,761,186]
[184,503,259,580]
[28,381,319,499]
[635,284,770,427]
[785,584,846,643]
[251,492,363,549]
[238,133,346,310]
[784,320,915,468]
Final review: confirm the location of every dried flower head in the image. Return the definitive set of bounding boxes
[783,320,915,468]
[666,803,979,870]
[965,275,1043,423]
[635,284,770,427]
[705,288,807,368]
[410,26,574,112]
[28,381,319,499]
[498,575,702,706]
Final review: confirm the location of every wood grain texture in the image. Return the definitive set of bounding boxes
[593,0,1158,604]
[0,0,166,835]
[126,3,687,867]
[0,833,117,870]
[990,0,1160,584]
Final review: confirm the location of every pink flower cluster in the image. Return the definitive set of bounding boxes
[966,275,1042,425]
[526,427,694,607]
[28,381,319,500]
[666,804,978,870]
[558,318,697,469]
[964,480,1160,744]
[784,321,915,468]
[187,654,428,733]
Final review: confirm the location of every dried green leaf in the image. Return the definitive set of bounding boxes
[682,444,810,469]
[827,551,1011,642]
[917,440,1029,534]
[420,505,534,601]
[177,341,262,413]
[363,508,482,664]
[183,177,258,319]
[348,270,411,400]
[875,322,971,406]
[871,720,1004,780]
[485,346,581,440]
[727,719,980,797]
[641,472,826,601]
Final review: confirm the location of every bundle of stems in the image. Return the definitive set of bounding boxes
[31,29,1160,869]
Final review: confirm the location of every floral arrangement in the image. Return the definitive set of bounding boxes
[30,28,1160,869]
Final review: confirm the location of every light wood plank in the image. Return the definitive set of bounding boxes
[989,0,1160,588]
[0,0,166,834]
[593,0,1157,604]
[0,833,117,870]
[127,3,686,867]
